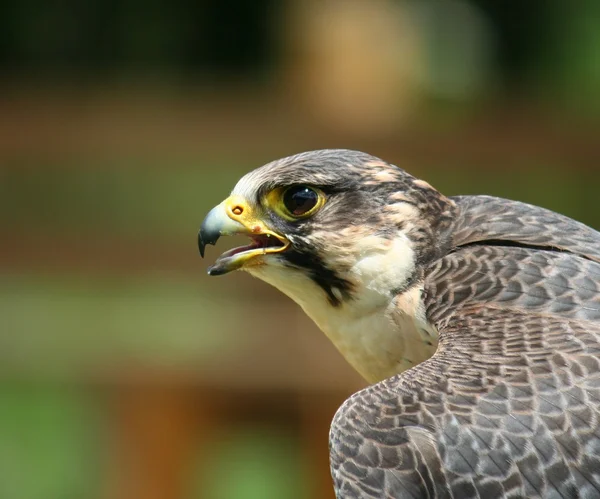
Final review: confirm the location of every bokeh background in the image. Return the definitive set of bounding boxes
[1,1,600,498]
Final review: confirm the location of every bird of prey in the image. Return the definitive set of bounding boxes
[198,149,600,498]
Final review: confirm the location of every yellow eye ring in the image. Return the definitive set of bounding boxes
[266,185,325,220]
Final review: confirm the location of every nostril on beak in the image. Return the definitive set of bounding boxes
[232,206,244,216]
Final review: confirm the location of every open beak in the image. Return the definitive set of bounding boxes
[198,195,289,275]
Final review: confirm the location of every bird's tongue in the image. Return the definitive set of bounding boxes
[216,235,283,260]
[207,235,285,276]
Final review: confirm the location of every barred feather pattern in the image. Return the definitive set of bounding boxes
[450,195,600,263]
[330,197,600,498]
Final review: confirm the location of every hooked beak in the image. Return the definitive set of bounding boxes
[198,196,289,275]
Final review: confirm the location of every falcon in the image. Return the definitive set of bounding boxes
[198,149,600,498]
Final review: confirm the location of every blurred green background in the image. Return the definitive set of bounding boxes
[1,1,599,498]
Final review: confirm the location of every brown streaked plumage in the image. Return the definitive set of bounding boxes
[198,149,600,498]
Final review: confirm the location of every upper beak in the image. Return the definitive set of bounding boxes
[198,200,246,258]
[198,196,289,275]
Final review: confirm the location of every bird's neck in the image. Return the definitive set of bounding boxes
[248,235,439,383]
[311,285,438,383]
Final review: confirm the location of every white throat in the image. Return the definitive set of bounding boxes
[247,233,439,383]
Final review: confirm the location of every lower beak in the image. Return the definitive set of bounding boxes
[198,199,289,275]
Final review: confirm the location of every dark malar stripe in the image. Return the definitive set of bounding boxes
[282,250,354,307]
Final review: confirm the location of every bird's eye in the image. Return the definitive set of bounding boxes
[282,186,321,218]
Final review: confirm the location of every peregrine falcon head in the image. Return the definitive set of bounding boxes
[199,149,458,380]
[200,149,455,323]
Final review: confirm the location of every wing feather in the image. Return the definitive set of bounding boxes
[451,195,600,263]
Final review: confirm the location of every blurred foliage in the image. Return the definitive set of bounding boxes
[0,274,249,375]
[195,428,307,499]
[0,0,598,108]
[0,386,104,499]
[0,0,282,77]
[0,162,244,238]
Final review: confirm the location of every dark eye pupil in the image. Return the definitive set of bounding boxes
[284,186,318,216]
